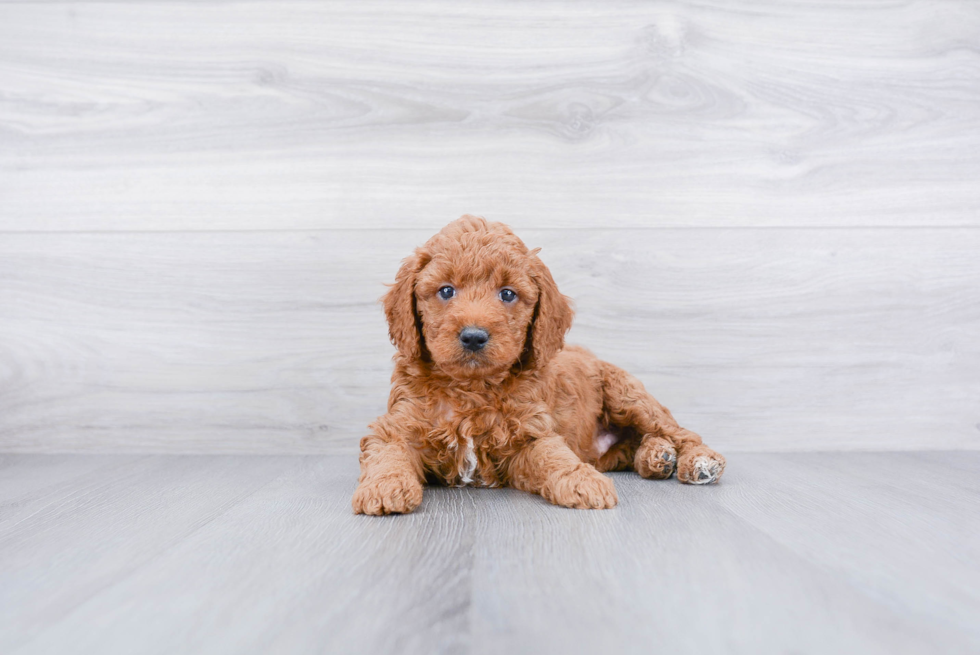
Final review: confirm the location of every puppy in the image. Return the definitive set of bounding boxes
[352,216,725,514]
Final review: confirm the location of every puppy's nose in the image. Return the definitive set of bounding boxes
[459,327,489,352]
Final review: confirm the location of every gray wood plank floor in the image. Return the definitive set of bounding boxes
[1,452,977,654]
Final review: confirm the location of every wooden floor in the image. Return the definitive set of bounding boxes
[1,452,977,654]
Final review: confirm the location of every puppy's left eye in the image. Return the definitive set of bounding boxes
[438,286,456,300]
[499,288,517,303]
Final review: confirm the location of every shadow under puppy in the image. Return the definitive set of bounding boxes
[353,215,725,514]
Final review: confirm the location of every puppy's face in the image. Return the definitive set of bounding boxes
[384,216,574,380]
[414,253,538,378]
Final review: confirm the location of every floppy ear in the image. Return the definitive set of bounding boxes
[383,250,431,361]
[522,249,574,369]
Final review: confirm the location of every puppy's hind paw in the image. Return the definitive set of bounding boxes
[634,437,677,479]
[677,447,726,485]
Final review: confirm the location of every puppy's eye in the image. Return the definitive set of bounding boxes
[438,286,455,300]
[499,288,517,303]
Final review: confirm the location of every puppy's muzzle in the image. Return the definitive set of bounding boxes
[459,326,489,352]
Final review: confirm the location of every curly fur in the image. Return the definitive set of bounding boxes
[353,215,726,514]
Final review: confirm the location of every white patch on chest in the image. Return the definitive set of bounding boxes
[459,435,478,486]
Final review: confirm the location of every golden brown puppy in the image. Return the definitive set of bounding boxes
[352,215,725,514]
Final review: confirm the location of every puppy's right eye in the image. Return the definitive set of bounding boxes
[438,286,455,300]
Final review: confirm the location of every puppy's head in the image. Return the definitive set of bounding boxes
[384,215,573,379]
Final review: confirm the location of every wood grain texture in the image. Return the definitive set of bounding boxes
[2,228,978,453]
[1,1,979,230]
[1,453,977,654]
[1,1,978,454]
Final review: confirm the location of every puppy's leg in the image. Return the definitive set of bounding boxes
[595,434,640,473]
[600,362,726,485]
[352,425,425,515]
[508,437,618,509]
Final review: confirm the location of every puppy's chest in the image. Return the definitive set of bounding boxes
[423,401,509,487]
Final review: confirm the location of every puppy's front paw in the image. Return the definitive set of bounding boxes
[677,446,726,485]
[352,475,423,515]
[634,436,676,479]
[544,465,618,509]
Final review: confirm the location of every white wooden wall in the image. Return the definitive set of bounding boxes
[1,1,978,453]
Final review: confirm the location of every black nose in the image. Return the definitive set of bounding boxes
[459,327,489,352]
